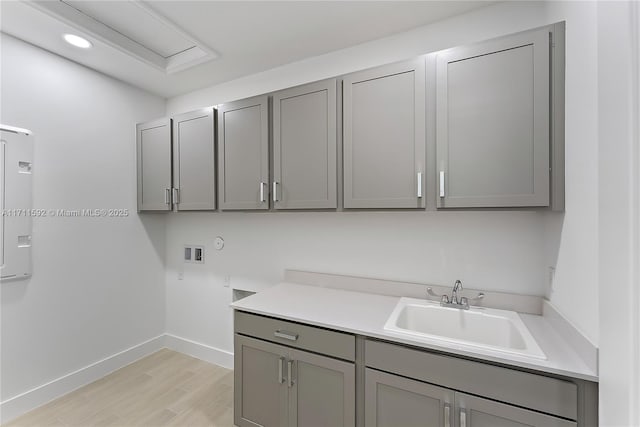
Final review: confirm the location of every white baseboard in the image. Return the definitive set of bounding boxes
[0,335,165,424]
[164,334,234,370]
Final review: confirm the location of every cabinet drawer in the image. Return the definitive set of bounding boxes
[365,339,577,420]
[235,311,355,361]
[456,393,576,427]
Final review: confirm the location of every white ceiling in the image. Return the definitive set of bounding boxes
[1,1,494,98]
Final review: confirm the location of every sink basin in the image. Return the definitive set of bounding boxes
[384,297,546,359]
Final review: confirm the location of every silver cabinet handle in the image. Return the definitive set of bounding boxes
[287,360,294,388]
[164,188,171,205]
[260,182,266,203]
[278,357,285,384]
[439,171,445,198]
[272,181,278,202]
[274,330,298,341]
[444,403,451,427]
[172,188,180,204]
[460,409,467,427]
[417,172,423,198]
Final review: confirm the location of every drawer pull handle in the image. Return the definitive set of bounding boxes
[274,330,298,341]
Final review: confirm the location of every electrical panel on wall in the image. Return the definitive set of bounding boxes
[1,125,34,282]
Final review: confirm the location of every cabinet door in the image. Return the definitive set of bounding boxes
[289,348,355,427]
[136,118,172,212]
[273,79,337,209]
[343,59,426,209]
[455,393,576,427]
[234,335,289,427]
[365,368,454,427]
[436,29,550,208]
[218,95,269,210]
[172,108,216,211]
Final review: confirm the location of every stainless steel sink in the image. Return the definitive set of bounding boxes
[384,297,546,359]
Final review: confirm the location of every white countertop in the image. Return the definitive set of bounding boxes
[231,282,598,382]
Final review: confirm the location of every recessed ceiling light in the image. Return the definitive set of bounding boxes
[63,34,92,49]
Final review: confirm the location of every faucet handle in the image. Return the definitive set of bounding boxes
[470,292,485,302]
[427,287,448,303]
[464,293,485,307]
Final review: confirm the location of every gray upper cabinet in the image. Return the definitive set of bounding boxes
[218,95,269,210]
[365,368,453,427]
[343,59,426,209]
[436,28,551,208]
[273,79,337,209]
[136,118,172,212]
[172,108,216,211]
[455,393,576,427]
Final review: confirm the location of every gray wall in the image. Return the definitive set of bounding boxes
[0,35,167,402]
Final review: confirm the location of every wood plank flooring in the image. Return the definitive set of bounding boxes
[5,349,234,427]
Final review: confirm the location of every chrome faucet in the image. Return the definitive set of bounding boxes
[427,280,485,310]
[451,279,463,305]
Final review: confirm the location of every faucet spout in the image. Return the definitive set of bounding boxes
[451,280,463,304]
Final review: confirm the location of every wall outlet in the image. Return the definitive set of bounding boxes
[184,245,204,264]
[194,247,203,262]
[223,276,231,288]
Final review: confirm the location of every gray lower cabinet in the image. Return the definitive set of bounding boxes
[234,312,356,427]
[455,393,576,427]
[234,335,288,427]
[172,108,216,210]
[218,95,269,210]
[288,347,355,427]
[365,368,576,427]
[136,118,172,211]
[435,27,553,208]
[343,58,426,209]
[365,368,453,427]
[365,339,595,427]
[235,313,596,427]
[272,79,337,209]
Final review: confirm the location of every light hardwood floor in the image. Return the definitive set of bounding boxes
[5,349,234,427]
